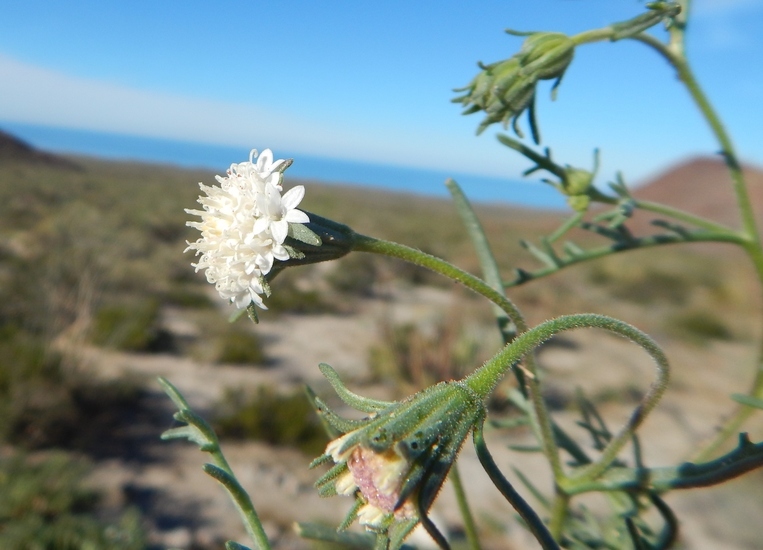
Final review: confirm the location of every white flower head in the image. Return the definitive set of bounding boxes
[185,148,309,310]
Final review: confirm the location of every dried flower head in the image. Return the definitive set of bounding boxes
[185,149,310,310]
[310,364,485,548]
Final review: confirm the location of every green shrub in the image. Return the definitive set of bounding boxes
[90,298,161,351]
[0,325,143,449]
[162,285,215,308]
[368,314,482,394]
[216,327,267,365]
[326,254,379,296]
[0,451,146,550]
[214,386,326,455]
[668,309,733,343]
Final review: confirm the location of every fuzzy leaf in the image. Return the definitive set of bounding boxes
[319,363,393,412]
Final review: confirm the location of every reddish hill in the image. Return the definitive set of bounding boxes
[632,156,763,233]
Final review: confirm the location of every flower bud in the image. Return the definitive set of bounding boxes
[454,31,575,136]
[518,32,575,81]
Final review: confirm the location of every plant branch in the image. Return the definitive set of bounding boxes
[473,421,561,550]
[561,433,763,495]
[464,314,670,483]
[352,232,565,478]
[159,378,272,550]
[504,228,743,288]
[450,463,483,550]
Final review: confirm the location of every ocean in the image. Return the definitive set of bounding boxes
[2,121,567,209]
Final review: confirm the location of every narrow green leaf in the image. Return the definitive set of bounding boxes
[445,178,516,343]
[246,302,259,324]
[511,467,550,509]
[509,444,545,453]
[294,522,377,548]
[731,393,763,409]
[158,376,192,410]
[283,244,306,259]
[319,363,393,412]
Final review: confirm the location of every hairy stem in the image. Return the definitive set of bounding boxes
[352,233,564,477]
[464,314,670,483]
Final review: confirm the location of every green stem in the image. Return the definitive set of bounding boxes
[629,29,763,460]
[158,378,271,550]
[352,233,564,478]
[450,463,483,550]
[547,492,569,542]
[633,199,740,235]
[352,233,525,329]
[473,421,561,550]
[505,229,744,288]
[464,314,670,483]
[694,246,763,461]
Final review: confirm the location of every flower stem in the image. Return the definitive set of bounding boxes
[547,492,569,542]
[351,233,564,478]
[450,463,483,550]
[473,421,561,550]
[351,233,525,327]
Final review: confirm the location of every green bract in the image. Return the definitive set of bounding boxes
[453,31,575,136]
[310,364,485,549]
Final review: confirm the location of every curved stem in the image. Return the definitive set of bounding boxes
[473,421,561,550]
[629,33,760,246]
[352,233,526,330]
[352,233,564,478]
[464,314,670,482]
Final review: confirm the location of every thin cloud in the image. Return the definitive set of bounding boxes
[0,53,526,179]
[0,53,311,151]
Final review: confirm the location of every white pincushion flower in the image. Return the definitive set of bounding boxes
[185,149,309,310]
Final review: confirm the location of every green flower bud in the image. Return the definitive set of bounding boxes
[519,32,575,81]
[454,31,575,136]
[311,369,485,542]
[564,167,595,197]
[567,194,591,212]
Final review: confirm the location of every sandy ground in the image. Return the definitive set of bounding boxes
[80,285,763,550]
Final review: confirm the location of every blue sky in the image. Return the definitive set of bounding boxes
[1,0,761,187]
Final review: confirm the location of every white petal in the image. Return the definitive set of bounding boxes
[281,185,305,210]
[357,505,387,527]
[285,209,310,224]
[271,219,289,244]
[335,472,358,496]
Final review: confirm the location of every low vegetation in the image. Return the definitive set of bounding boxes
[1,140,759,548]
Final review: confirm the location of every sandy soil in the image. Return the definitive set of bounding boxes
[80,285,763,550]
